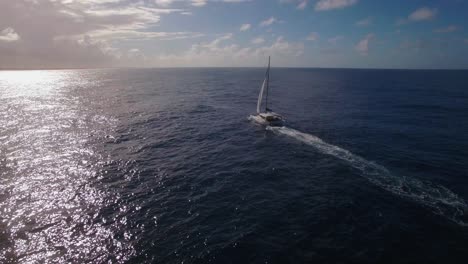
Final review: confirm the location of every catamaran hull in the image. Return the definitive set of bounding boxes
[249,115,284,127]
[249,115,268,125]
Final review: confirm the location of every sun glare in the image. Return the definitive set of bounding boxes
[0,70,73,98]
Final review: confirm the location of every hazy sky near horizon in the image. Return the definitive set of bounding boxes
[1,0,468,69]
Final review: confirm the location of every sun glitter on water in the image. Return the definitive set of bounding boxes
[0,70,132,263]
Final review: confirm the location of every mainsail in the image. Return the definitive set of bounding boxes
[256,56,270,114]
[256,78,266,113]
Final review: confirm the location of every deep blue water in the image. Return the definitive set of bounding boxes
[1,68,468,263]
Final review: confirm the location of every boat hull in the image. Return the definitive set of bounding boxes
[249,113,284,127]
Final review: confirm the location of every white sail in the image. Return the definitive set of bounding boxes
[257,78,266,113]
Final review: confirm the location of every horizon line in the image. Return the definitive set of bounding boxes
[1,66,468,71]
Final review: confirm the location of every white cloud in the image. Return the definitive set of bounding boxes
[396,7,437,25]
[155,0,177,6]
[0,0,201,68]
[279,0,307,10]
[0,27,20,42]
[408,7,437,22]
[57,5,195,41]
[260,17,277,27]
[306,32,318,41]
[83,30,204,41]
[315,0,358,11]
[356,17,372,27]
[395,18,409,26]
[75,0,123,3]
[240,23,251,31]
[433,25,459,33]
[255,36,303,57]
[203,33,233,49]
[356,33,374,55]
[191,0,207,6]
[156,0,252,6]
[251,37,265,44]
[328,35,343,45]
[222,0,252,2]
[297,0,307,10]
[152,35,303,67]
[82,6,179,22]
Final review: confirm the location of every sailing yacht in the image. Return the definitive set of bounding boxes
[251,56,284,127]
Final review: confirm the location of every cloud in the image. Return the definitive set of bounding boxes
[297,0,307,10]
[328,35,343,45]
[240,23,251,31]
[395,18,407,26]
[254,36,304,57]
[191,0,207,6]
[279,0,309,10]
[156,0,252,6]
[279,0,307,10]
[433,25,459,33]
[152,35,304,67]
[355,33,374,55]
[155,0,177,6]
[396,7,437,25]
[0,27,20,42]
[202,33,233,49]
[315,0,358,11]
[222,0,252,2]
[306,32,318,41]
[82,30,204,41]
[0,0,205,68]
[260,17,277,27]
[409,7,437,21]
[251,37,265,44]
[398,38,453,58]
[356,17,372,27]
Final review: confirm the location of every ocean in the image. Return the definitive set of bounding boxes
[1,68,468,263]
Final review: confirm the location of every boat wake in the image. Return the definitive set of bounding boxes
[267,126,468,226]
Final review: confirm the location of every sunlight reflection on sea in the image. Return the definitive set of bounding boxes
[0,70,133,263]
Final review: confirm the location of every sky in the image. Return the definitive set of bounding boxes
[1,0,468,69]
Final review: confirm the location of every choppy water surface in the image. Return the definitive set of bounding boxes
[1,68,468,263]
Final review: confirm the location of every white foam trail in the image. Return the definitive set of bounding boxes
[267,126,468,226]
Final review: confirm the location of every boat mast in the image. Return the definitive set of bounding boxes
[265,56,270,112]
